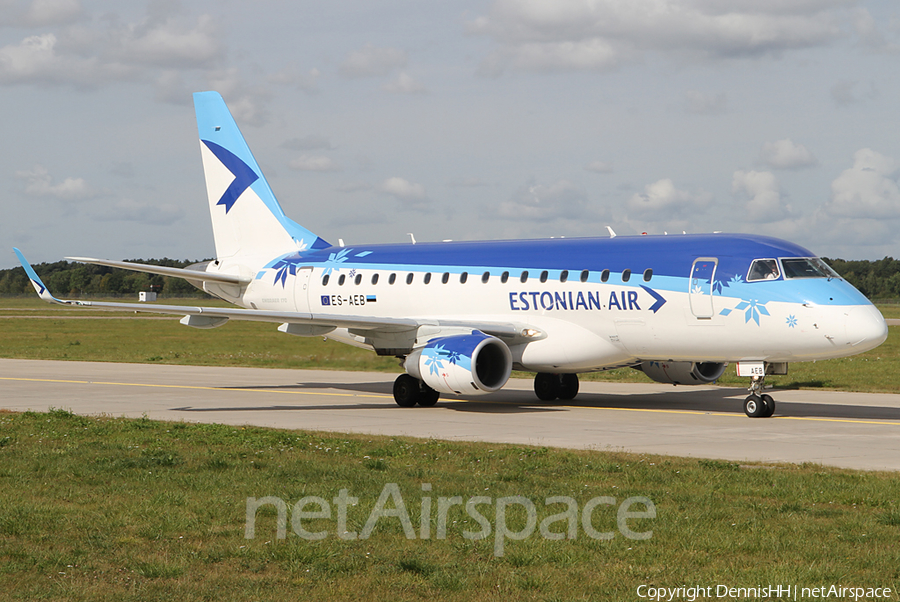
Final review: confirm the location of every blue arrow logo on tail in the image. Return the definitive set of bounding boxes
[640,285,667,313]
[201,140,259,213]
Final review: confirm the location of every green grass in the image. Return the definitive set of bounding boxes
[1,298,898,393]
[0,409,897,601]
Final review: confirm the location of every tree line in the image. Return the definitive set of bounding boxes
[0,258,213,298]
[1,256,900,300]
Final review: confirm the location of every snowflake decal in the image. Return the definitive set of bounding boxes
[786,315,798,328]
[322,248,353,276]
[423,345,464,375]
[691,284,705,295]
[734,299,770,326]
[271,257,300,287]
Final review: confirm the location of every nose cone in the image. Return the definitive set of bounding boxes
[846,305,888,352]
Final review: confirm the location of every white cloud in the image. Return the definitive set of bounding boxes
[823,149,900,219]
[470,0,845,74]
[381,71,427,94]
[732,170,793,222]
[339,44,407,78]
[288,155,341,172]
[0,9,220,89]
[16,164,96,200]
[377,177,430,211]
[95,198,183,226]
[0,0,83,27]
[584,160,613,173]
[684,90,726,115]
[203,68,271,126]
[853,8,900,53]
[268,66,320,94]
[495,180,594,221]
[626,178,712,221]
[758,139,818,169]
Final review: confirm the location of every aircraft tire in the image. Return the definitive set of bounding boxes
[393,374,421,407]
[558,374,579,400]
[534,373,560,401]
[743,394,766,418]
[761,394,776,417]
[418,384,440,407]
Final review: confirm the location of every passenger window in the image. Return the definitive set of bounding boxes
[600,269,609,283]
[481,272,490,283]
[442,272,449,284]
[747,259,780,282]
[355,274,362,285]
[371,274,379,285]
[460,272,468,284]
[560,270,568,283]
[338,274,346,286]
[622,269,631,283]
[520,271,529,283]
[580,270,589,283]
[540,270,548,283]
[423,273,432,284]
[643,269,652,282]
[322,275,330,286]
[406,273,414,284]
[501,271,509,283]
[389,273,396,284]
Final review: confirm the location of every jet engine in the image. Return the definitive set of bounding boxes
[404,331,512,395]
[637,361,727,385]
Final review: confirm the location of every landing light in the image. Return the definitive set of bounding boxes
[522,328,541,338]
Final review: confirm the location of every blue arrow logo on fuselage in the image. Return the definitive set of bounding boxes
[640,285,667,313]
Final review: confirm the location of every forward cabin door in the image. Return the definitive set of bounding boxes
[689,258,717,319]
[293,266,314,317]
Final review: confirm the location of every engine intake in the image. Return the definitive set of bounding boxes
[404,331,512,395]
[638,361,727,385]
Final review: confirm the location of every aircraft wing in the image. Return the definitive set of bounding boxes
[65,256,251,285]
[14,249,533,342]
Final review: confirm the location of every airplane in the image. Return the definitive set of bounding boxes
[14,91,888,418]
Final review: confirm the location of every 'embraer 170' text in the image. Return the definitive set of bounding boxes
[509,291,641,311]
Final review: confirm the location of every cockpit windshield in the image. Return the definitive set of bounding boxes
[747,259,780,282]
[780,257,840,280]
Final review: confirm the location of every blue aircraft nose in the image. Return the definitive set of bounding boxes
[846,305,888,352]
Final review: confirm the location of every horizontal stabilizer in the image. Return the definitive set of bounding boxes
[65,257,251,285]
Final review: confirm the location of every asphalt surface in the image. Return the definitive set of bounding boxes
[2,358,898,471]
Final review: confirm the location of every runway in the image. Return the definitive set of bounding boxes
[1,358,898,472]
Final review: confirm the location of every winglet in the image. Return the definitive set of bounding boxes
[13,248,63,304]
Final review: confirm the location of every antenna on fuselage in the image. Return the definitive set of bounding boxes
[407,233,417,244]
[606,226,617,238]
[339,238,345,247]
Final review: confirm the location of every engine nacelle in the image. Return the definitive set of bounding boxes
[404,332,512,395]
[638,361,727,385]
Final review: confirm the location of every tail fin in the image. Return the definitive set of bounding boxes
[193,91,330,259]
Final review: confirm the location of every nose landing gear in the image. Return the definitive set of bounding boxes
[744,375,775,418]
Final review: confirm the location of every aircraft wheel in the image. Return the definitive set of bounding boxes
[761,394,776,418]
[393,374,421,407]
[744,394,766,418]
[418,383,440,407]
[534,372,560,401]
[558,374,579,400]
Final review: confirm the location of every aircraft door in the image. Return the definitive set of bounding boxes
[689,258,717,319]
[293,266,314,317]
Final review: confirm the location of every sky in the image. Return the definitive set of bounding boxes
[2,0,899,268]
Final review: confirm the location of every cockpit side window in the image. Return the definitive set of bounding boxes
[747,259,780,282]
[781,257,840,279]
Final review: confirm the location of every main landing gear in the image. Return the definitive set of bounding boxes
[743,375,775,418]
[534,373,579,402]
[392,374,440,407]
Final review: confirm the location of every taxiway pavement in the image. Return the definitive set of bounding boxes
[2,358,898,471]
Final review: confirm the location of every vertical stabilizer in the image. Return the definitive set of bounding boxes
[193,91,330,259]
